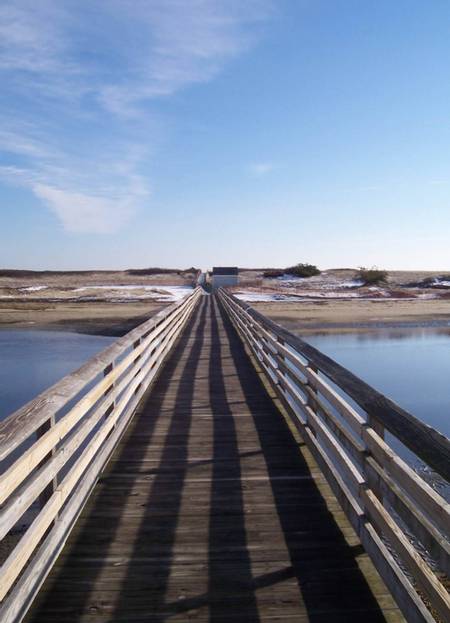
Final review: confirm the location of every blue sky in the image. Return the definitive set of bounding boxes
[0,0,449,270]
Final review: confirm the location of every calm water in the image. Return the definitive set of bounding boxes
[305,328,450,438]
[0,330,114,420]
[1,327,449,439]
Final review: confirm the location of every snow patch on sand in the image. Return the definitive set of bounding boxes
[276,275,304,284]
[234,288,392,302]
[20,286,48,292]
[73,284,194,301]
[341,280,364,288]
[433,278,450,287]
[272,274,364,290]
[74,285,156,292]
[234,292,302,302]
[235,290,364,302]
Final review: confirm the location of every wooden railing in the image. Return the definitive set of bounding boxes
[218,288,450,623]
[0,287,201,623]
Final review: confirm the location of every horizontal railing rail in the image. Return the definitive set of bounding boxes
[0,287,202,623]
[218,288,450,623]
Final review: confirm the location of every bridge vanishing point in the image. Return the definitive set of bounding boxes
[0,288,449,623]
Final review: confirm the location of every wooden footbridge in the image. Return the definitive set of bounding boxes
[0,288,449,622]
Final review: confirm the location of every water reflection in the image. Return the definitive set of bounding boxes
[0,329,114,421]
[305,327,450,437]
[308,327,450,342]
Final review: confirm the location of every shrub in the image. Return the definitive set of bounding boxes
[263,269,285,278]
[285,263,321,278]
[357,267,388,285]
[127,267,199,276]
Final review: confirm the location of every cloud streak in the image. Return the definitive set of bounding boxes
[97,0,271,115]
[0,120,150,233]
[0,1,270,232]
[0,2,69,73]
[33,184,138,234]
[249,162,276,177]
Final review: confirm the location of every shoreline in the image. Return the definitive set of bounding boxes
[2,317,450,337]
[282,320,450,336]
[0,320,143,337]
[1,297,449,337]
[0,300,168,337]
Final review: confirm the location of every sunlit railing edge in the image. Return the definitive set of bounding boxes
[0,286,202,623]
[0,287,201,461]
[219,288,450,480]
[218,287,450,623]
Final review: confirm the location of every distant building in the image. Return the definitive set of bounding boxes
[211,267,238,290]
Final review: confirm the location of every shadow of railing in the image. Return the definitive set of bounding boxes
[26,299,207,621]
[207,297,260,621]
[216,296,390,622]
[26,295,392,622]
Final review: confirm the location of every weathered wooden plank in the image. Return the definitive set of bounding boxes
[0,296,197,541]
[363,489,450,621]
[362,428,450,536]
[360,523,435,623]
[0,290,200,619]
[218,289,449,623]
[0,297,197,601]
[19,295,404,623]
[220,289,450,480]
[0,290,199,460]
[364,457,450,575]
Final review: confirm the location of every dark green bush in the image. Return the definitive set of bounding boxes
[285,263,321,278]
[357,267,388,285]
[263,269,285,278]
[127,267,199,276]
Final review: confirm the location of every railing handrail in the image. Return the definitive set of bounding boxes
[222,290,450,481]
[0,288,200,462]
[218,287,449,623]
[0,287,202,623]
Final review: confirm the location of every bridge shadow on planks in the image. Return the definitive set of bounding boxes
[26,296,393,623]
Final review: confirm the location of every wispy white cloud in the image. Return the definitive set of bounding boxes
[0,128,150,233]
[0,127,58,159]
[0,2,66,73]
[0,1,270,233]
[33,184,139,234]
[0,0,270,111]
[249,162,276,177]
[97,0,272,115]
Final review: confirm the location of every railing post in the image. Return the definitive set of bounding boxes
[276,334,287,385]
[102,362,119,443]
[37,416,57,510]
[367,413,385,440]
[306,364,319,430]
[365,413,385,503]
[103,362,115,420]
[133,338,143,394]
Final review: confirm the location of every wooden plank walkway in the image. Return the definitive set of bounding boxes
[25,296,404,622]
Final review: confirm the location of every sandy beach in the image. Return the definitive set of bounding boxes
[0,299,169,336]
[0,269,197,335]
[1,268,450,336]
[2,293,449,338]
[229,268,450,334]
